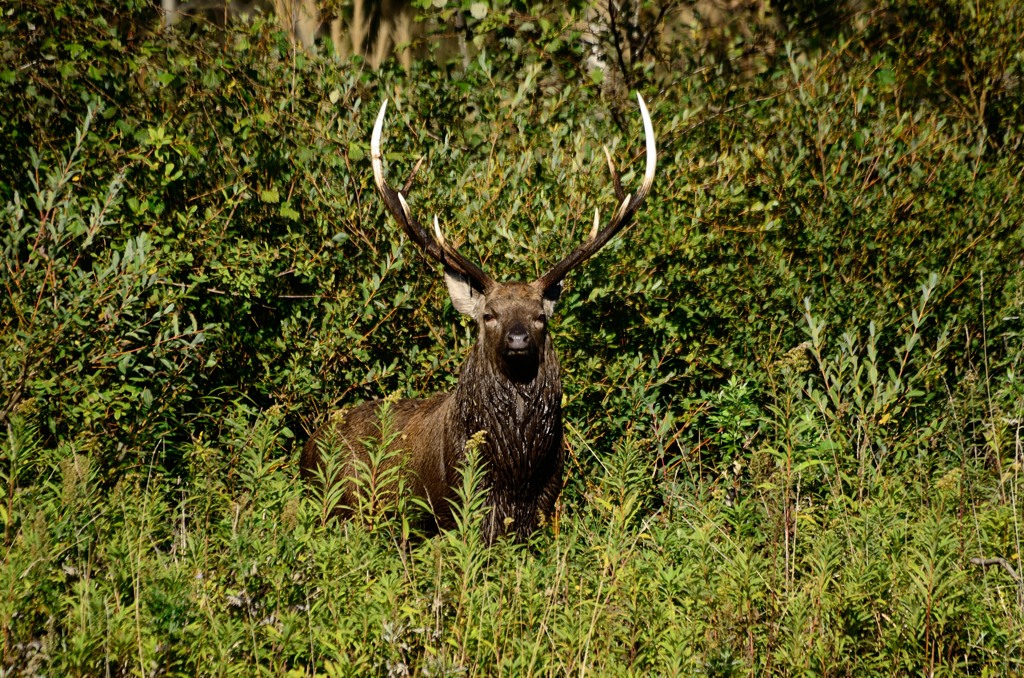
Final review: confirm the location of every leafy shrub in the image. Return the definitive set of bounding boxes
[1,0,1022,674]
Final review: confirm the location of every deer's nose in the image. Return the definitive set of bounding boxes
[506,324,530,352]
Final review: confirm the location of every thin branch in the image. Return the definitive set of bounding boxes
[970,556,1022,584]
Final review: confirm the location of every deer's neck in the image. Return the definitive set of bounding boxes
[450,341,562,472]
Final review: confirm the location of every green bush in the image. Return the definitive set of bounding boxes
[1,0,1022,674]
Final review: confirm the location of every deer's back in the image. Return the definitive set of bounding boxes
[301,392,458,516]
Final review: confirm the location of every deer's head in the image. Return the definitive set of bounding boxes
[370,95,656,381]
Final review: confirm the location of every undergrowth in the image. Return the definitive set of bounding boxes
[1,0,1023,674]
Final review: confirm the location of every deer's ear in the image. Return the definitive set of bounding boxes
[541,281,561,317]
[444,269,485,317]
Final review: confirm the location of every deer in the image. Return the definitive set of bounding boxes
[301,94,656,542]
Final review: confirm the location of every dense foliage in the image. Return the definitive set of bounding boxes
[2,0,1023,674]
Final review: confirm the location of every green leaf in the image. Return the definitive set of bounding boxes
[279,203,300,220]
[348,141,364,163]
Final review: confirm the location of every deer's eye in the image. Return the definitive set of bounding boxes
[534,314,547,325]
[483,312,497,323]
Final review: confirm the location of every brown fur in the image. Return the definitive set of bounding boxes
[301,281,564,543]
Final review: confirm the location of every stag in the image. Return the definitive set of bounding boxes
[302,94,656,542]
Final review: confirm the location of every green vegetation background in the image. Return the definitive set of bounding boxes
[1,0,1023,674]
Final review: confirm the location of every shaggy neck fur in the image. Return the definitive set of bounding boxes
[447,336,563,539]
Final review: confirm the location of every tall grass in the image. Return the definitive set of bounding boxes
[2,0,1023,674]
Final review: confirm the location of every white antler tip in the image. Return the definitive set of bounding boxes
[602,145,615,172]
[636,92,657,190]
[371,99,390,192]
[396,192,412,222]
[433,214,446,246]
[371,99,388,157]
[617,194,632,222]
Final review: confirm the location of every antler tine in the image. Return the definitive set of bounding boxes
[370,99,494,291]
[536,92,657,290]
[433,215,447,247]
[603,146,625,202]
